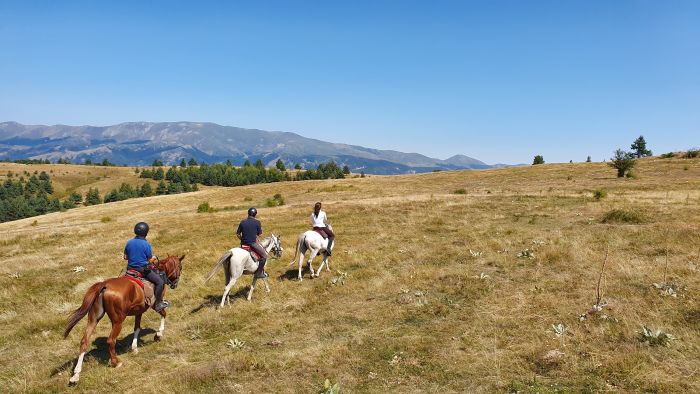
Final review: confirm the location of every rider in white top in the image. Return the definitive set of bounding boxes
[311,202,334,255]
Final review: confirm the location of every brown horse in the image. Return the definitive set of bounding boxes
[63,255,184,386]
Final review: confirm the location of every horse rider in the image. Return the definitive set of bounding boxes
[123,222,168,312]
[311,202,335,255]
[237,207,268,278]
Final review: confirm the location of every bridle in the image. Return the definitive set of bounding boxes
[154,256,182,289]
[265,235,283,259]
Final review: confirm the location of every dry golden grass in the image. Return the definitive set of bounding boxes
[0,157,699,392]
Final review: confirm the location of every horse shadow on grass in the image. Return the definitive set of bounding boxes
[278,266,312,281]
[51,328,157,377]
[189,286,252,314]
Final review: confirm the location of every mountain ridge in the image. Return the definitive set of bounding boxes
[0,121,496,174]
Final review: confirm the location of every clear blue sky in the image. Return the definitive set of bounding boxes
[1,1,698,164]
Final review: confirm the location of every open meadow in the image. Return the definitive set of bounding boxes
[0,157,699,393]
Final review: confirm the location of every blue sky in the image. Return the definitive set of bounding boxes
[0,1,698,164]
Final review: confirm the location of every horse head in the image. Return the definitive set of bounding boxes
[156,255,185,289]
[269,234,283,259]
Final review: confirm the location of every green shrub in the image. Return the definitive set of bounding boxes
[266,193,285,207]
[197,201,212,213]
[454,188,466,195]
[601,209,646,224]
[101,216,112,223]
[593,189,607,200]
[625,171,637,179]
[685,149,699,158]
[660,152,675,159]
[243,196,253,201]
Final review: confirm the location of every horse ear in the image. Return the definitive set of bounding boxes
[179,255,186,262]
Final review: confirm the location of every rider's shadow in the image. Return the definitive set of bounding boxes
[50,328,156,377]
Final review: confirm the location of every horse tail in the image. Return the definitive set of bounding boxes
[63,281,106,338]
[289,234,306,266]
[205,250,232,283]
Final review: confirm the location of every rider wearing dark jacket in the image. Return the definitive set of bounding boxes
[124,222,168,312]
[237,207,268,278]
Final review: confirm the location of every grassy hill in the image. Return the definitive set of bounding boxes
[0,157,698,392]
[0,163,148,199]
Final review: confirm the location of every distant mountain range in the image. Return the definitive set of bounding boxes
[0,121,507,175]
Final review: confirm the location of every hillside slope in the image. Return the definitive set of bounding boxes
[0,163,148,199]
[0,157,698,392]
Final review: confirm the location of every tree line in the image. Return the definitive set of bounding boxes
[139,160,346,187]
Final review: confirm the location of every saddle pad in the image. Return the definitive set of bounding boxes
[123,275,144,289]
[142,281,156,308]
[240,245,261,261]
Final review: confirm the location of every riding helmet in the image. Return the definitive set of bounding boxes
[248,207,257,217]
[134,222,149,237]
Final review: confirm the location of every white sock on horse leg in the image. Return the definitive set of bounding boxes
[70,352,86,382]
[131,328,140,350]
[157,317,165,337]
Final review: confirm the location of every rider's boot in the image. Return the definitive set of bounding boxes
[153,284,169,312]
[254,259,268,278]
[326,238,333,256]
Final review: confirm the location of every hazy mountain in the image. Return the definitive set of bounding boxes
[0,121,496,174]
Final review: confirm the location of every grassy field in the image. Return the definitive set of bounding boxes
[0,157,699,393]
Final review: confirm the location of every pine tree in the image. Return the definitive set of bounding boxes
[294,163,302,170]
[180,159,187,168]
[153,167,165,180]
[533,155,545,165]
[275,159,286,171]
[156,180,168,195]
[84,188,102,205]
[152,159,164,167]
[188,158,198,166]
[139,182,153,197]
[342,165,351,175]
[631,135,652,158]
[586,156,592,163]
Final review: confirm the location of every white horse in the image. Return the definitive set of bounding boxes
[205,234,282,307]
[289,224,334,281]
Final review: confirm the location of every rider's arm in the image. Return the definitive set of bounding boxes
[236,223,242,240]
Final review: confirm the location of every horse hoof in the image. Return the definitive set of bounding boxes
[154,334,162,342]
[132,347,139,354]
[68,378,79,387]
[115,362,123,369]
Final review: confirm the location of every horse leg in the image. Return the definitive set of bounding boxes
[317,255,329,277]
[307,249,320,278]
[247,278,258,301]
[68,295,105,386]
[220,276,238,308]
[106,318,124,368]
[298,250,305,281]
[131,314,142,353]
[155,310,166,341]
[263,277,271,293]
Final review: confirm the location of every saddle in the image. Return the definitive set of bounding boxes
[123,269,156,308]
[241,245,262,261]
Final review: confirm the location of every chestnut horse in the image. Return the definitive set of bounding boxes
[63,255,184,386]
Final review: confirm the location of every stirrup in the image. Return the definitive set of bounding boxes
[254,271,269,279]
[154,300,170,312]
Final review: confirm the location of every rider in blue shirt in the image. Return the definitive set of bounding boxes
[123,222,168,312]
